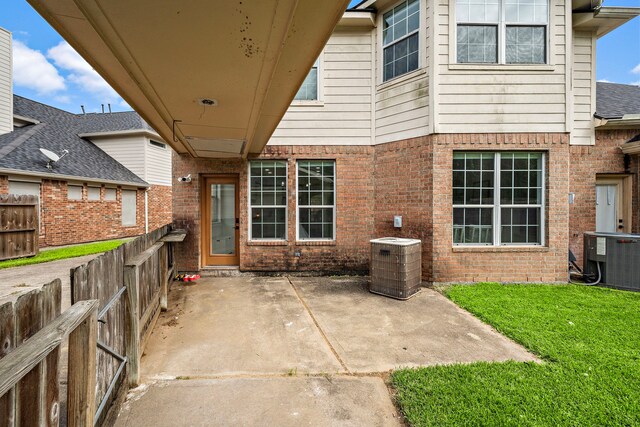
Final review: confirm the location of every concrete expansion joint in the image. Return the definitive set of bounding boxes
[286,276,350,374]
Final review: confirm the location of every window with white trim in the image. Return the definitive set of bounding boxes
[456,0,548,64]
[297,160,335,240]
[453,152,544,245]
[383,0,420,81]
[294,58,319,101]
[249,161,287,240]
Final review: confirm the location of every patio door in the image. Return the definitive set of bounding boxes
[202,176,239,266]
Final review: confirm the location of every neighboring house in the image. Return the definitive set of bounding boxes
[0,27,172,247]
[170,0,640,284]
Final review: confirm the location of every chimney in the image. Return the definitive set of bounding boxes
[0,27,13,135]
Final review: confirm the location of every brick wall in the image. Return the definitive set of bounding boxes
[373,137,434,279]
[147,184,173,231]
[39,180,146,246]
[569,130,639,265]
[173,145,375,272]
[0,175,147,246]
[430,133,570,283]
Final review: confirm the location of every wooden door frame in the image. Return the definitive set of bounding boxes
[596,174,632,233]
[201,174,240,266]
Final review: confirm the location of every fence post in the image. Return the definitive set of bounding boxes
[67,304,97,427]
[124,265,140,387]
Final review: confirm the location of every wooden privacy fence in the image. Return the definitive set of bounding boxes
[70,224,178,424]
[0,194,39,261]
[0,279,99,427]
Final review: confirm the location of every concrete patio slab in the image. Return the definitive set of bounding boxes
[140,277,344,379]
[115,376,401,427]
[290,276,537,372]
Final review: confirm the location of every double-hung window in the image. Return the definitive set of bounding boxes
[250,161,288,240]
[453,152,544,245]
[294,58,319,101]
[383,0,420,82]
[297,160,335,240]
[456,0,548,64]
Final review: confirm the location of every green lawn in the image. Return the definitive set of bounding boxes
[392,283,640,426]
[0,239,126,269]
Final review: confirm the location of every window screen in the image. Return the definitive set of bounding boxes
[122,190,137,226]
[105,188,117,201]
[88,187,101,201]
[68,185,82,200]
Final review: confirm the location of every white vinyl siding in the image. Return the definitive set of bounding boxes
[437,0,567,133]
[375,0,429,144]
[571,31,595,146]
[269,29,373,146]
[146,138,172,186]
[0,28,12,135]
[92,135,146,180]
[68,185,83,200]
[91,135,172,186]
[121,190,137,226]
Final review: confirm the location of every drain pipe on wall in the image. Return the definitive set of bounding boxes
[144,188,149,233]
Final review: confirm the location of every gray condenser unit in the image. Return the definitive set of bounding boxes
[583,232,640,291]
[370,237,422,299]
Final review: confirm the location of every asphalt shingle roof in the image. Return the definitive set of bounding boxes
[0,95,149,185]
[595,82,640,120]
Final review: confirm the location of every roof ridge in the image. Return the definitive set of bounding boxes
[13,94,77,116]
[0,123,46,160]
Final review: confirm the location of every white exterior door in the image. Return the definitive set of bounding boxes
[595,184,617,233]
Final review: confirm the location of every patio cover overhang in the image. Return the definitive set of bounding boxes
[27,0,350,159]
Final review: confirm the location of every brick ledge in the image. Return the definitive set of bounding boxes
[452,246,550,253]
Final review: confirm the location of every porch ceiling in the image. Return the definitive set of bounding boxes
[27,0,350,158]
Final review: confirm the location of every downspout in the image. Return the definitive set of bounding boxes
[144,188,149,233]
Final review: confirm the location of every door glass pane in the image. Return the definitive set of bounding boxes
[211,184,236,255]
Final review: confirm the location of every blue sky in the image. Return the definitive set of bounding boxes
[0,0,638,114]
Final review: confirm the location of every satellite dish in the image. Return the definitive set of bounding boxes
[40,148,60,162]
[39,148,69,169]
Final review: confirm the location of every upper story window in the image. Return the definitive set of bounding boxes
[383,0,420,81]
[294,58,319,101]
[456,0,548,64]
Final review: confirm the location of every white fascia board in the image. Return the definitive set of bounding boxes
[0,167,150,188]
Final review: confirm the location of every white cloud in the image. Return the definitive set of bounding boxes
[12,40,66,94]
[597,79,611,83]
[47,41,120,101]
[632,64,640,74]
